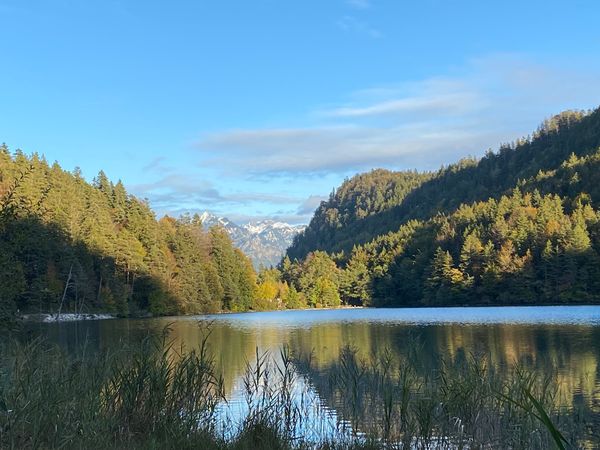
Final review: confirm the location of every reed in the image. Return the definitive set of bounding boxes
[0,329,593,449]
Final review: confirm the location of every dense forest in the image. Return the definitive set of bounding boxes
[0,148,307,325]
[282,108,600,307]
[3,108,600,321]
[288,109,600,259]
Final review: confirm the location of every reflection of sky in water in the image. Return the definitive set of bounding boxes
[195,306,600,329]
[25,306,600,443]
[214,367,351,442]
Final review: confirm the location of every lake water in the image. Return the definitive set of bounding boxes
[25,306,600,444]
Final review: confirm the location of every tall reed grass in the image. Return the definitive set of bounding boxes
[307,345,590,449]
[0,326,595,449]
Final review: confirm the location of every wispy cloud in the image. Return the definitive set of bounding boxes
[337,15,381,38]
[347,0,371,9]
[134,54,600,223]
[142,156,170,172]
[200,122,493,174]
[196,54,600,178]
[129,174,223,210]
[322,91,482,118]
[129,171,304,217]
[298,195,328,215]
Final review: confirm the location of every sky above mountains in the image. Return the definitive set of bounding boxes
[1,0,600,224]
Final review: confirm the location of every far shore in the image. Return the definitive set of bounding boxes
[19,306,365,323]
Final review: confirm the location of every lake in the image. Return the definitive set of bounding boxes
[24,306,600,445]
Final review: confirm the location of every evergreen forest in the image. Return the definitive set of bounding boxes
[3,108,600,322]
[283,108,600,307]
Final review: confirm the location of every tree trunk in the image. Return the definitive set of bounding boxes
[96,275,102,303]
[56,265,73,320]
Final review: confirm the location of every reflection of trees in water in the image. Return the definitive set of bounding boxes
[289,323,600,409]
[290,327,600,447]
[28,316,600,438]
[282,322,600,443]
[167,319,600,417]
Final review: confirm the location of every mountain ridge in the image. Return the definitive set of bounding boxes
[199,212,305,268]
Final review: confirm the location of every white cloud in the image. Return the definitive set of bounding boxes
[196,54,600,177]
[337,15,381,38]
[298,195,328,215]
[201,122,498,174]
[322,91,482,118]
[128,174,223,212]
[129,171,304,217]
[133,54,600,223]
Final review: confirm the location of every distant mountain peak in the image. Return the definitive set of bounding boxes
[199,212,306,268]
[199,211,233,227]
[199,211,215,223]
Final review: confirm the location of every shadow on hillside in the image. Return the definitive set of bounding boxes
[0,214,173,322]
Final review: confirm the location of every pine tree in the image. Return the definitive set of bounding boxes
[340,247,371,305]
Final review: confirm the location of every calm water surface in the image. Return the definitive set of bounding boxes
[25,306,600,440]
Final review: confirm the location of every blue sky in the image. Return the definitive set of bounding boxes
[1,0,599,224]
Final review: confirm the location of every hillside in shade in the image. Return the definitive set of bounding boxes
[0,149,261,323]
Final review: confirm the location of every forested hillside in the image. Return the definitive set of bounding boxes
[288,109,600,259]
[282,108,600,307]
[3,108,599,321]
[287,169,431,260]
[0,148,287,324]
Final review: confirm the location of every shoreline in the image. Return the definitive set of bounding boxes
[19,302,600,323]
[20,313,116,323]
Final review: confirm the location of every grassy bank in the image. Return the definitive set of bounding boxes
[0,327,595,449]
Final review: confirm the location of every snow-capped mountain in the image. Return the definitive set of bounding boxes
[199,212,305,268]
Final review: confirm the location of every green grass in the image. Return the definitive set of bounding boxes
[0,328,594,449]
